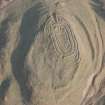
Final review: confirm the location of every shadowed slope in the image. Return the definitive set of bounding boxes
[0,77,11,105]
[11,2,46,104]
[91,0,105,20]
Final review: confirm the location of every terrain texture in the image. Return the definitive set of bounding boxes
[0,0,105,105]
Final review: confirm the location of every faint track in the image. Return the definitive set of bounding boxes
[75,15,95,60]
[80,14,103,105]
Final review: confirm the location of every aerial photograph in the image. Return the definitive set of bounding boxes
[0,0,105,105]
